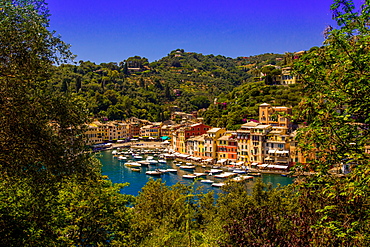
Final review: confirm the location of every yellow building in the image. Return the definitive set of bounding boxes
[193,134,206,158]
[236,122,255,164]
[85,121,105,145]
[204,128,226,160]
[264,127,290,165]
[280,67,299,85]
[249,124,271,165]
[173,127,186,153]
[140,122,162,139]
[259,103,293,129]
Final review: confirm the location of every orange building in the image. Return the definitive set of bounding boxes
[217,132,238,164]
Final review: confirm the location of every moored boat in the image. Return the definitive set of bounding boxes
[146,159,159,164]
[146,170,162,176]
[183,174,197,179]
[137,161,150,166]
[206,169,223,174]
[133,155,143,160]
[125,162,141,168]
[211,182,226,187]
[117,156,127,160]
[214,172,237,178]
[200,179,214,184]
[232,175,253,182]
[232,168,247,174]
[166,169,178,173]
[193,172,207,177]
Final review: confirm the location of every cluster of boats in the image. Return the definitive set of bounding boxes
[112,148,168,174]
[178,166,257,187]
[111,148,261,187]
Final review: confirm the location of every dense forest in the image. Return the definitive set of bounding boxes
[1,0,369,246]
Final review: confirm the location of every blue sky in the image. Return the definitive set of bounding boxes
[47,0,364,64]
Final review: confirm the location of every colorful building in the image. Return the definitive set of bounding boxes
[184,123,211,139]
[217,132,238,163]
[204,128,226,160]
[259,103,293,129]
[264,127,290,165]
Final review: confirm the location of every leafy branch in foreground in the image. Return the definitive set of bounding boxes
[293,0,370,244]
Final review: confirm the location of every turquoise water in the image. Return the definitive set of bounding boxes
[98,150,294,196]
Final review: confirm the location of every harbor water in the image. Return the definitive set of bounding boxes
[98,150,294,197]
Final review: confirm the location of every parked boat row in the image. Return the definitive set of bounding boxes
[112,149,258,186]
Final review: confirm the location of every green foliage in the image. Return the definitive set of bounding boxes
[215,180,311,246]
[128,179,217,246]
[51,49,287,121]
[201,82,303,128]
[0,1,132,245]
[293,0,370,244]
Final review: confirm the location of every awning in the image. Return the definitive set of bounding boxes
[236,161,244,166]
[160,136,171,140]
[177,154,190,158]
[268,149,277,154]
[217,159,228,163]
[275,165,289,169]
[267,165,289,169]
[276,150,289,154]
[257,164,268,167]
[251,162,258,166]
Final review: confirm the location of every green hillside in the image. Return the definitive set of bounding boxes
[51,49,301,125]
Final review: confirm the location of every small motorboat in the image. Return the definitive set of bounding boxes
[214,172,237,178]
[211,182,226,187]
[166,169,178,173]
[193,172,207,177]
[125,162,141,168]
[182,174,197,179]
[146,159,159,164]
[146,170,162,176]
[117,156,127,160]
[232,175,253,182]
[232,168,246,174]
[200,179,214,184]
[133,155,143,160]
